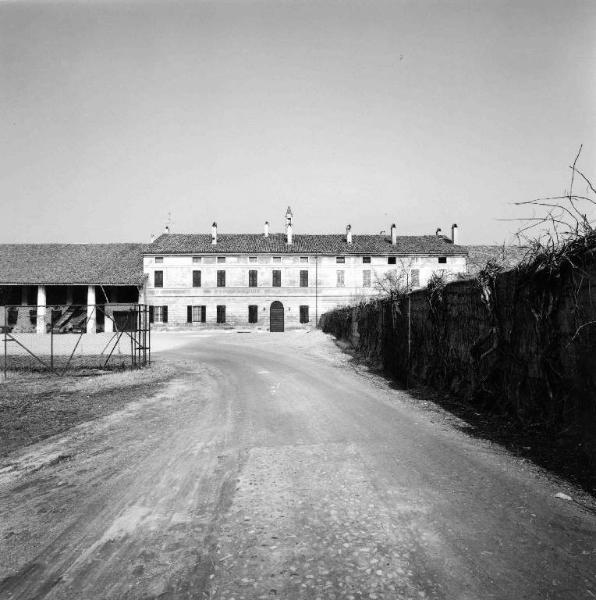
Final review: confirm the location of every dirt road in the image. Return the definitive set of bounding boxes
[1,331,595,599]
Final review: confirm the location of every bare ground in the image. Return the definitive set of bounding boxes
[0,330,595,600]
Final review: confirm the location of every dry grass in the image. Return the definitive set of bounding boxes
[0,363,177,456]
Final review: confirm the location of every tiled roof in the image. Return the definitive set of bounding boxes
[0,244,146,285]
[465,245,529,275]
[148,233,468,256]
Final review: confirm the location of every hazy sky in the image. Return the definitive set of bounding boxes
[1,0,595,244]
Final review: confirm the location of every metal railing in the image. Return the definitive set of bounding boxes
[1,304,150,377]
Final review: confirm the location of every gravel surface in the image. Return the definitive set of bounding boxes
[0,330,595,599]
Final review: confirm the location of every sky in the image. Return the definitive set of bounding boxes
[1,0,595,245]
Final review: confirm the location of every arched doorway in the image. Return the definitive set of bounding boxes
[270,301,284,332]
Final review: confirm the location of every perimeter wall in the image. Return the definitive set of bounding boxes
[319,247,596,464]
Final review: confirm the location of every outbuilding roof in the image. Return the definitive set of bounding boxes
[0,244,146,285]
[148,233,468,256]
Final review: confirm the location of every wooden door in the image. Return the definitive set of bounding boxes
[270,301,284,332]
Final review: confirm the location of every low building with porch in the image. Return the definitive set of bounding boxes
[0,244,145,334]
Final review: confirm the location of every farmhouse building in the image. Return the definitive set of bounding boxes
[0,210,468,333]
[144,209,468,331]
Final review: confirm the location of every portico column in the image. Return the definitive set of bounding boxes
[36,285,47,334]
[104,287,114,333]
[87,285,96,334]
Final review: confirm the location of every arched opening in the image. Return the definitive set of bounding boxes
[270,301,284,332]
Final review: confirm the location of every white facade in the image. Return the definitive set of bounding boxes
[143,249,467,329]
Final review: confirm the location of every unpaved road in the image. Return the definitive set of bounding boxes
[1,331,595,600]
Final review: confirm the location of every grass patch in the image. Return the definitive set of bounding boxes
[0,362,177,456]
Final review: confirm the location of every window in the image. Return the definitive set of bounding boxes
[300,305,309,323]
[273,256,282,264]
[217,270,226,287]
[362,256,371,264]
[438,256,447,264]
[300,270,309,287]
[155,256,163,264]
[216,305,226,323]
[336,256,345,264]
[217,256,226,263]
[192,256,201,263]
[388,257,396,265]
[363,270,371,287]
[337,270,345,287]
[411,269,420,288]
[248,305,258,323]
[187,305,206,323]
[300,257,309,264]
[249,256,258,263]
[151,305,168,323]
[249,270,258,287]
[154,270,163,288]
[192,270,201,287]
[272,270,281,287]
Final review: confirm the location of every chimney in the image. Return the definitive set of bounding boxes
[346,224,353,244]
[164,225,170,234]
[211,222,217,245]
[264,221,270,238]
[390,223,397,245]
[150,233,156,243]
[451,223,459,245]
[435,227,442,237]
[285,206,293,231]
[287,222,293,245]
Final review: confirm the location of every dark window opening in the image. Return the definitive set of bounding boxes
[388,257,396,265]
[249,270,258,287]
[217,270,226,287]
[336,256,345,263]
[154,270,163,288]
[216,305,226,323]
[248,305,258,323]
[438,256,447,264]
[363,256,371,263]
[300,270,308,287]
[192,270,201,287]
[272,270,281,287]
[300,305,309,323]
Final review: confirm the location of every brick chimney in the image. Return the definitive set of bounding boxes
[264,221,270,238]
[346,224,353,244]
[287,222,293,245]
[164,225,170,234]
[211,222,217,245]
[390,223,397,245]
[436,227,442,237]
[451,223,459,245]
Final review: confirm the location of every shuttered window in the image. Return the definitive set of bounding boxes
[192,270,201,287]
[299,305,309,323]
[217,270,226,287]
[248,305,258,323]
[300,270,308,287]
[187,306,206,322]
[216,305,226,323]
[153,305,168,323]
[249,270,258,287]
[362,256,371,264]
[154,270,163,288]
[336,270,345,287]
[272,270,281,287]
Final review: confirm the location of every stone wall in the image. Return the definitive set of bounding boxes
[319,246,596,465]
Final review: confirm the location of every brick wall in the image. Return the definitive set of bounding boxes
[320,246,596,465]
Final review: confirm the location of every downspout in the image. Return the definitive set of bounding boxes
[315,254,318,326]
